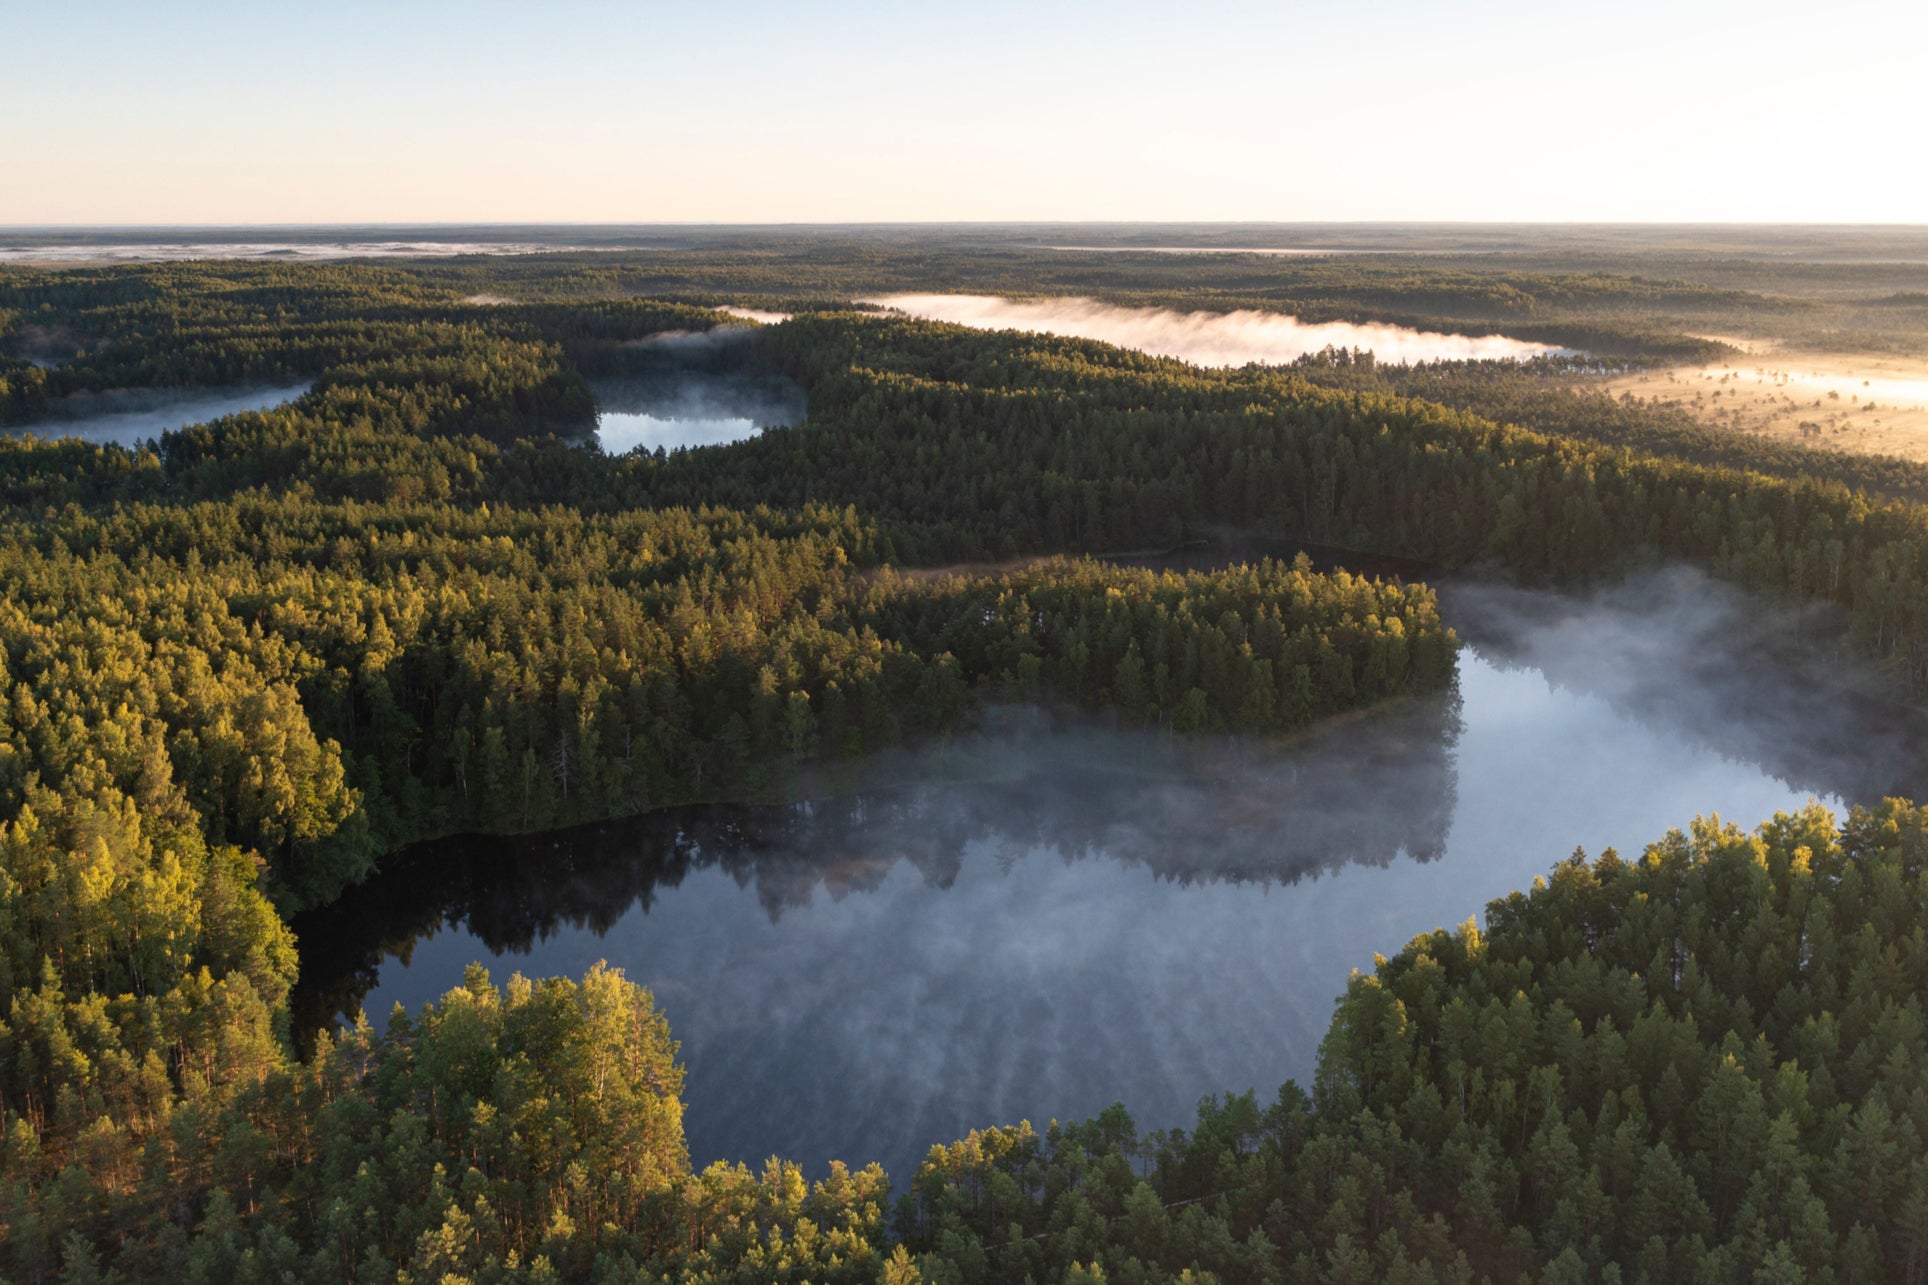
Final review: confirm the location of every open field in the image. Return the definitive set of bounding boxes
[1598,342,1928,459]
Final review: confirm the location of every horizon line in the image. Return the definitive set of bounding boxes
[5,219,1928,233]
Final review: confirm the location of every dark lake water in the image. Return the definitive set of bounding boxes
[4,384,309,447]
[291,565,1928,1185]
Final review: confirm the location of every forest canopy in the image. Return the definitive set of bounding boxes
[11,802,1928,1284]
[4,252,1928,1281]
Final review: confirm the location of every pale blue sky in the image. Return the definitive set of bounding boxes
[5,0,1923,224]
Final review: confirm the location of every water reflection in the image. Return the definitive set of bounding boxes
[4,383,309,447]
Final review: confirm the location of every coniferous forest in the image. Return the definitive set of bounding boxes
[6,236,1928,1282]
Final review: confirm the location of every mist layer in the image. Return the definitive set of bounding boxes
[0,241,582,264]
[715,306,792,324]
[866,293,1565,365]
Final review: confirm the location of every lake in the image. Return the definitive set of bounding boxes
[590,370,807,454]
[291,565,1924,1185]
[585,327,807,453]
[4,383,309,447]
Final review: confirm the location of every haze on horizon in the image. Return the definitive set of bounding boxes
[6,0,1925,227]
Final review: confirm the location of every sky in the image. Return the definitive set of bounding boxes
[5,0,1924,226]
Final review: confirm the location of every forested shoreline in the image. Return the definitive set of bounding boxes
[6,257,1928,1280]
[15,803,1928,1284]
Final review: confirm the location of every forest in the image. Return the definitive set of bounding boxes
[4,240,1928,1281]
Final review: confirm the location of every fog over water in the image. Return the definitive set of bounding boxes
[586,326,806,453]
[588,371,805,454]
[293,564,1927,1184]
[4,383,309,447]
[1440,569,1924,803]
[866,293,1565,365]
[590,373,806,453]
[715,306,792,325]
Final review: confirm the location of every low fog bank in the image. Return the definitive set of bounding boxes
[565,321,786,386]
[621,325,763,362]
[778,700,1462,891]
[865,293,1565,366]
[0,241,583,264]
[715,305,792,324]
[590,369,805,424]
[3,382,310,447]
[1443,565,1928,805]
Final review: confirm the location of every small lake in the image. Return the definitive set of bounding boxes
[584,326,805,454]
[4,384,309,447]
[589,370,807,454]
[292,565,1927,1184]
[864,294,1567,365]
